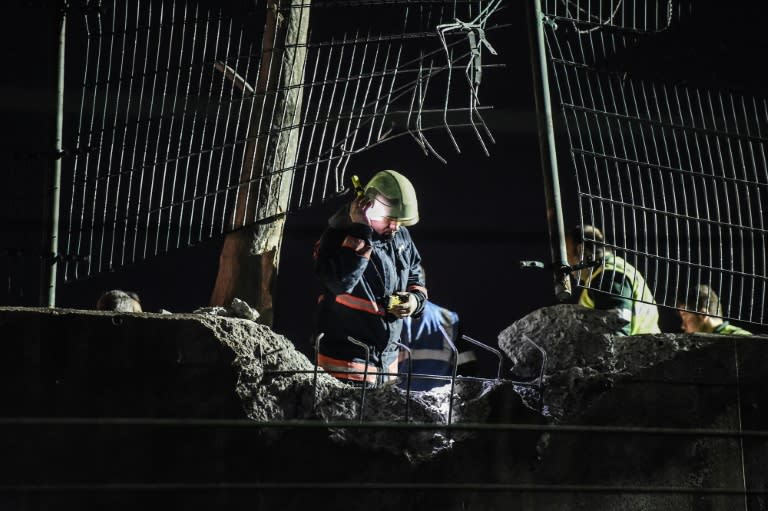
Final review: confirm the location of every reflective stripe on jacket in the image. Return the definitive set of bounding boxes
[398,301,475,391]
[714,322,752,336]
[317,351,399,385]
[579,254,661,335]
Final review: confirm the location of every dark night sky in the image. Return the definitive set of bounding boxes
[4,1,765,367]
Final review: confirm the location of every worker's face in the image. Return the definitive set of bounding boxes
[565,236,580,266]
[678,308,707,333]
[564,236,588,283]
[370,216,402,238]
[365,194,401,238]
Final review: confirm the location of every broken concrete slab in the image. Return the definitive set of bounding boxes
[496,304,768,511]
[4,305,768,511]
[221,313,504,462]
[0,306,501,464]
[498,304,715,420]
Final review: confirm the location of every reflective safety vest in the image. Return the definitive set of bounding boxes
[398,301,476,391]
[579,254,661,335]
[714,322,752,336]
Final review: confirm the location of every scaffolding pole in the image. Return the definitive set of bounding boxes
[526,0,570,301]
[40,5,66,307]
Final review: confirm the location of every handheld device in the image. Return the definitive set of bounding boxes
[351,175,364,198]
[387,292,410,311]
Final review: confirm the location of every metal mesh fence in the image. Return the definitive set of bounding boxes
[541,0,768,326]
[60,0,506,281]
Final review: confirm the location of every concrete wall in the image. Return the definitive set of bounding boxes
[1,307,767,511]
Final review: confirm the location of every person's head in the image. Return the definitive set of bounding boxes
[96,290,143,313]
[677,284,723,333]
[565,224,605,265]
[565,224,606,282]
[363,170,419,238]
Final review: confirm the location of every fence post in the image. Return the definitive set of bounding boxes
[40,4,66,307]
[526,0,571,301]
[209,0,310,324]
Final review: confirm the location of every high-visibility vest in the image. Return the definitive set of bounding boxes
[714,322,752,336]
[579,254,661,335]
[398,301,476,391]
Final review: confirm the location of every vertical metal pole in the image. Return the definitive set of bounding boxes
[526,0,571,301]
[41,5,66,307]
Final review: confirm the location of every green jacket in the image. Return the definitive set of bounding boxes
[579,254,661,335]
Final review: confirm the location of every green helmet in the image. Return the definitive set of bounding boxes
[363,170,419,226]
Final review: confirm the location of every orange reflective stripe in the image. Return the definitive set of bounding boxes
[407,284,428,299]
[335,294,384,316]
[341,235,371,259]
[317,353,377,383]
[341,235,364,251]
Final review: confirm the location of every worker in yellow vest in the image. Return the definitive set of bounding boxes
[677,284,751,335]
[565,225,660,335]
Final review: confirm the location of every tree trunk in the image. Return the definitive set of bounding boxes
[209,0,310,325]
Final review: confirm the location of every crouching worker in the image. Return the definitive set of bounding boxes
[565,225,660,335]
[678,284,752,335]
[313,170,427,387]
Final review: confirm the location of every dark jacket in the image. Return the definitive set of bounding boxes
[314,204,427,364]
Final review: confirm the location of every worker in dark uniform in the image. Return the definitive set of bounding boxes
[565,225,660,335]
[677,284,752,335]
[398,299,477,391]
[313,170,427,386]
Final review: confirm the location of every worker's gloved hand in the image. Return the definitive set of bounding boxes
[387,292,417,318]
[349,196,372,225]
